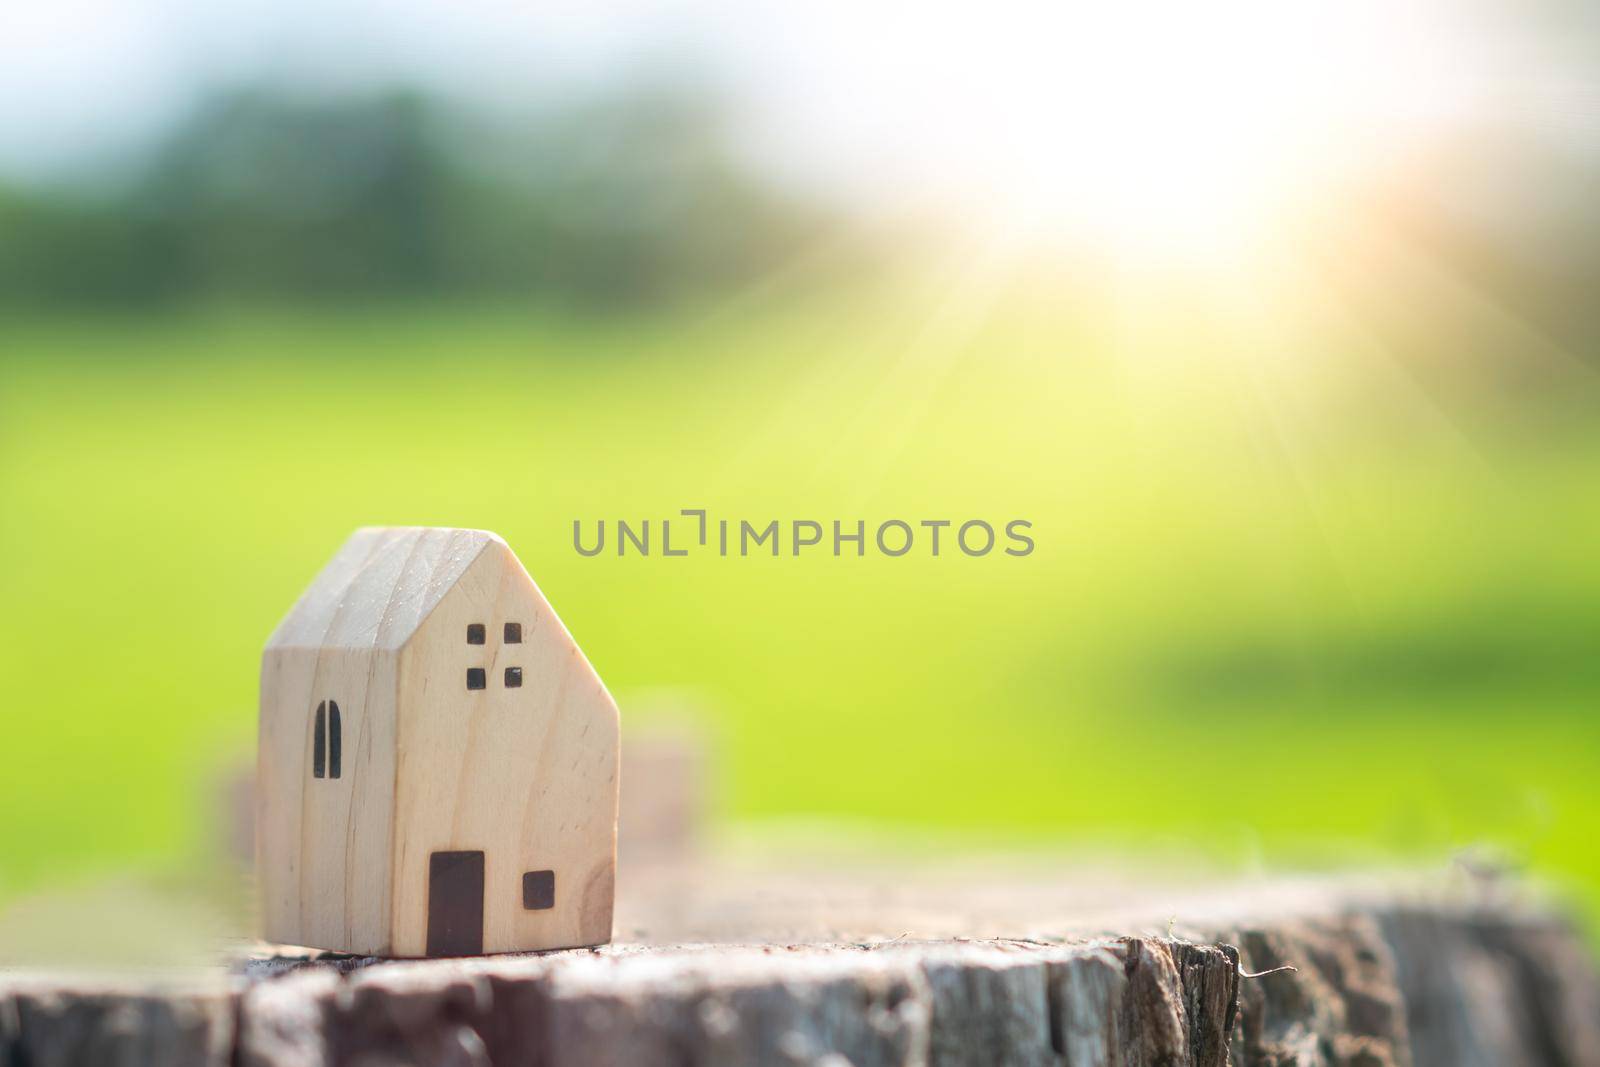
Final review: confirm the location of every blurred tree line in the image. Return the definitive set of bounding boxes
[0,85,827,308]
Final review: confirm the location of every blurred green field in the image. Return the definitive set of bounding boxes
[3,287,1599,918]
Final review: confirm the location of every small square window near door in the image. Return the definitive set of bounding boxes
[466,668,486,690]
[522,869,555,910]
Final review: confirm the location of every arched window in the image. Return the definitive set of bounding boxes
[312,700,342,780]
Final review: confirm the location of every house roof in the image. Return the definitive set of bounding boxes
[266,527,504,651]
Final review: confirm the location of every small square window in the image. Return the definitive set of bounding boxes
[466,668,486,690]
[467,624,485,645]
[504,622,522,644]
[504,667,523,688]
[522,869,555,910]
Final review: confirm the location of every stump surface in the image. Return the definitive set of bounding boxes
[3,856,1597,1066]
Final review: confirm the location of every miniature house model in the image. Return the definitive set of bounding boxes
[257,527,618,957]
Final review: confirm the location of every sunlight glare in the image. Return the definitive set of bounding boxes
[884,0,1487,265]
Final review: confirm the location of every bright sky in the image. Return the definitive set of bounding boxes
[0,0,707,175]
[1,0,1594,262]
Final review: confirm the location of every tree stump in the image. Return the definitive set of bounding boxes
[3,861,1597,1066]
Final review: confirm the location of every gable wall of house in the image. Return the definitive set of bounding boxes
[389,541,619,956]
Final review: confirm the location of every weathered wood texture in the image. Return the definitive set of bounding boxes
[3,898,1596,1066]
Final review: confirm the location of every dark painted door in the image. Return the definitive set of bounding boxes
[426,851,485,956]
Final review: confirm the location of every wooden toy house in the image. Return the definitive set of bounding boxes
[257,527,618,956]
